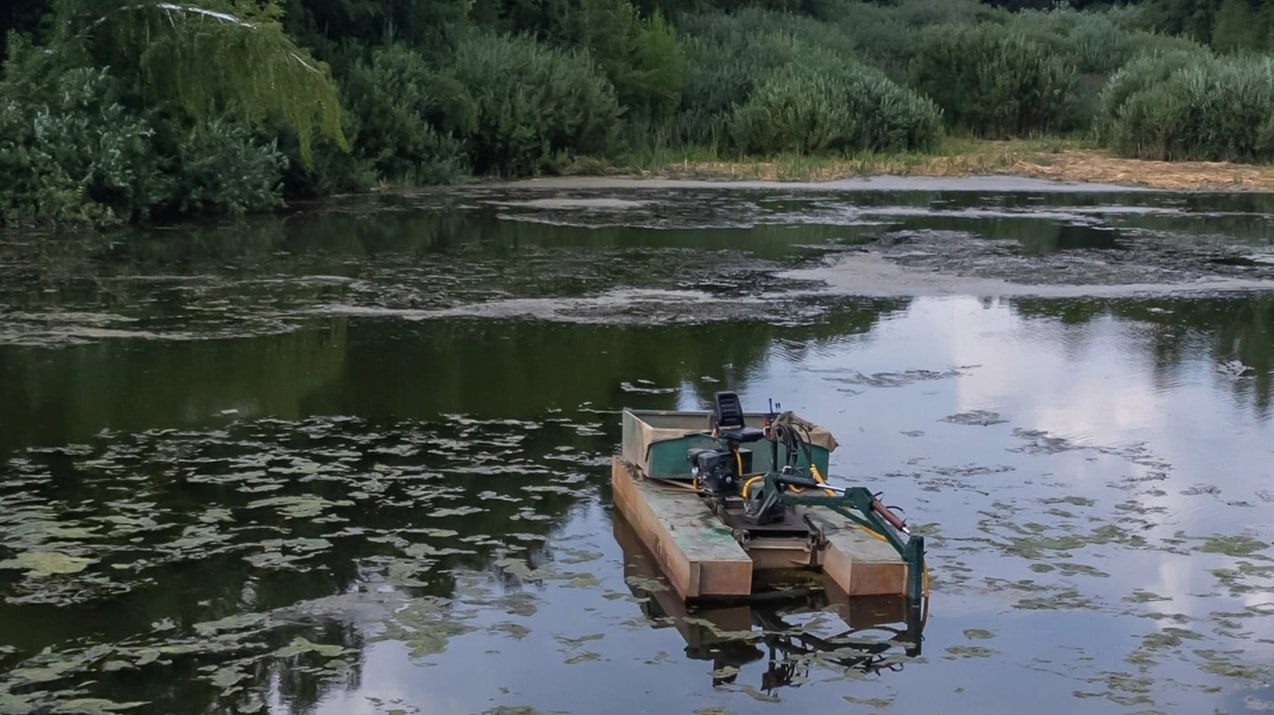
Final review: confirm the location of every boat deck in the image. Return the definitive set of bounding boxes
[611,457,907,600]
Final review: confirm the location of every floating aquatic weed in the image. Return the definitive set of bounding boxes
[430,506,487,518]
[554,633,604,649]
[680,617,757,641]
[737,685,781,703]
[1124,591,1172,604]
[623,575,669,593]
[843,696,893,708]
[1009,429,1075,455]
[245,495,354,520]
[204,664,249,690]
[1140,628,1202,650]
[566,573,600,589]
[1195,650,1274,684]
[944,645,996,659]
[1196,535,1270,557]
[242,537,334,570]
[1246,696,1274,712]
[1054,563,1110,578]
[403,543,475,558]
[1001,534,1088,559]
[490,622,531,640]
[0,551,95,577]
[941,410,1008,426]
[1041,495,1097,507]
[273,637,347,659]
[1015,587,1097,611]
[818,367,969,389]
[379,597,479,660]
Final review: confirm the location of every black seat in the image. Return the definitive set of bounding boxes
[713,391,764,443]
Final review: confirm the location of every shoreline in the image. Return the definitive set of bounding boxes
[596,140,1274,193]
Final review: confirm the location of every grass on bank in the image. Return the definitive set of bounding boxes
[617,135,1092,179]
[593,135,1274,190]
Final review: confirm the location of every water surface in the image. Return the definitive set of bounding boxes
[1,182,1273,714]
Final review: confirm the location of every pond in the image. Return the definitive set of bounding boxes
[1,177,1272,714]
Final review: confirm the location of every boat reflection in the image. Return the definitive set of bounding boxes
[613,512,925,692]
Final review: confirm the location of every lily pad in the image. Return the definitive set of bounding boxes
[273,637,346,659]
[0,551,94,577]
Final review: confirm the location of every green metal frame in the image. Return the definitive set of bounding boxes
[754,473,926,604]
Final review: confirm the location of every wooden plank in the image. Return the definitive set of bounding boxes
[805,509,907,597]
[611,457,752,599]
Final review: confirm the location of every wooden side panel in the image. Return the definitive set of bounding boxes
[612,512,753,647]
[806,510,908,597]
[611,458,752,599]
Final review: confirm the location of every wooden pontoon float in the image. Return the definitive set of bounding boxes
[613,511,924,687]
[612,392,926,607]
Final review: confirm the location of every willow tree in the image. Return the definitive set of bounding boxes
[50,0,346,165]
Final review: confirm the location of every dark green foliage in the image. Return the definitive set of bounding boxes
[573,2,685,118]
[467,0,683,120]
[1139,0,1274,52]
[672,8,863,148]
[55,0,346,167]
[170,121,288,216]
[1096,48,1206,135]
[281,0,470,57]
[1211,0,1264,53]
[729,68,855,155]
[445,33,620,175]
[998,7,1205,130]
[912,24,1078,137]
[1004,7,1195,75]
[1140,0,1226,45]
[824,0,1001,80]
[0,40,286,225]
[342,44,470,184]
[0,0,48,60]
[1100,50,1274,162]
[730,65,942,155]
[0,62,162,225]
[12,0,1274,226]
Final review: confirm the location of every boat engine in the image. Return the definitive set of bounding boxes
[686,448,739,497]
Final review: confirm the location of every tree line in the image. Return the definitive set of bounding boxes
[3,0,1274,226]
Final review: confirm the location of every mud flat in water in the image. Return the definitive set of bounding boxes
[470,177,1274,306]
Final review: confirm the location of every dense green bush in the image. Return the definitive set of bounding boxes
[826,0,1001,79]
[342,44,470,184]
[995,8,1204,129]
[170,121,288,216]
[1100,52,1274,162]
[445,33,620,175]
[912,24,1077,137]
[13,0,1274,227]
[729,68,854,155]
[0,38,288,226]
[672,9,863,148]
[572,2,685,118]
[1095,49,1206,135]
[0,64,161,226]
[1005,6,1169,75]
[730,65,942,155]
